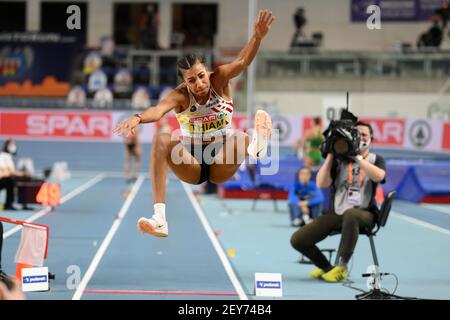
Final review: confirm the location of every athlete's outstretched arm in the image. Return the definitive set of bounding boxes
[113,90,182,137]
[215,9,275,84]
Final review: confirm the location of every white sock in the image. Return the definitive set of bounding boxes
[153,203,166,221]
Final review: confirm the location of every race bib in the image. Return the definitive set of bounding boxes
[347,187,362,206]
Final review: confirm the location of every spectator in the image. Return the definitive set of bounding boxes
[0,139,24,210]
[113,68,133,99]
[100,35,115,57]
[123,129,142,183]
[139,4,160,49]
[93,88,113,109]
[131,87,151,110]
[417,16,443,49]
[0,139,44,210]
[435,1,449,29]
[288,167,324,227]
[295,117,324,168]
[83,51,102,76]
[67,85,86,108]
[87,69,108,97]
[290,7,307,50]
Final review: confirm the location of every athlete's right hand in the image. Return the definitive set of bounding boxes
[113,115,141,137]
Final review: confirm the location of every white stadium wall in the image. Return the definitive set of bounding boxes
[18,0,434,51]
[254,92,438,118]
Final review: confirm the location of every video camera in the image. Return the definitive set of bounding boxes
[320,93,361,159]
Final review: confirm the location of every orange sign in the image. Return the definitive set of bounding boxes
[36,183,61,206]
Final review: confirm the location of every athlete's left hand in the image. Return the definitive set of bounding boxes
[113,115,140,137]
[254,9,275,39]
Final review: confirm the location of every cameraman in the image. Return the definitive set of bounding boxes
[290,121,386,282]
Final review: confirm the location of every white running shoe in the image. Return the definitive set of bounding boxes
[303,214,313,225]
[137,217,168,237]
[247,110,272,160]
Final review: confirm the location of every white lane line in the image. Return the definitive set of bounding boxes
[392,211,450,236]
[181,182,248,300]
[3,174,105,239]
[422,204,450,217]
[72,175,144,300]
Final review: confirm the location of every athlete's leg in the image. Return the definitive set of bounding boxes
[132,145,142,179]
[247,110,272,159]
[151,133,201,203]
[209,109,272,184]
[209,131,250,184]
[138,132,202,237]
[124,147,131,181]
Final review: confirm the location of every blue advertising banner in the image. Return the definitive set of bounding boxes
[351,0,446,21]
[0,32,82,96]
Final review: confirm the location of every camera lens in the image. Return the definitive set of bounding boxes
[333,138,349,155]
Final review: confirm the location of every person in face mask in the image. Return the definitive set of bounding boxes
[0,140,35,211]
[290,121,386,283]
[0,140,19,210]
[0,140,30,178]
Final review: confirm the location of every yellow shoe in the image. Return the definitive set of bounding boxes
[310,268,325,279]
[321,266,349,283]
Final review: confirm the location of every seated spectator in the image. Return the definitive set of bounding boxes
[288,167,324,227]
[417,16,443,49]
[113,68,133,99]
[87,69,108,97]
[100,35,115,57]
[131,86,151,110]
[0,139,45,210]
[0,139,27,210]
[67,85,86,108]
[83,51,102,76]
[0,158,16,211]
[93,88,114,109]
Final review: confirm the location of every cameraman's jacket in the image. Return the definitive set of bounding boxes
[330,153,386,215]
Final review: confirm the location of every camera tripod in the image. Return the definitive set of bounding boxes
[356,288,402,300]
[355,271,404,300]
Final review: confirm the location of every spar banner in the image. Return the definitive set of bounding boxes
[1,109,450,153]
[0,110,153,142]
[351,0,445,21]
[0,32,82,96]
[0,110,114,141]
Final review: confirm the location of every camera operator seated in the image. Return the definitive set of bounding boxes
[290,121,386,283]
[288,167,324,227]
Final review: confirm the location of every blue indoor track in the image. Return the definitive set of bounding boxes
[1,141,450,300]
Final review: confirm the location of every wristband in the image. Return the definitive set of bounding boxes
[133,113,142,124]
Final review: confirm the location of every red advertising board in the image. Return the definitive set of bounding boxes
[360,118,405,146]
[443,122,450,150]
[0,111,112,140]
